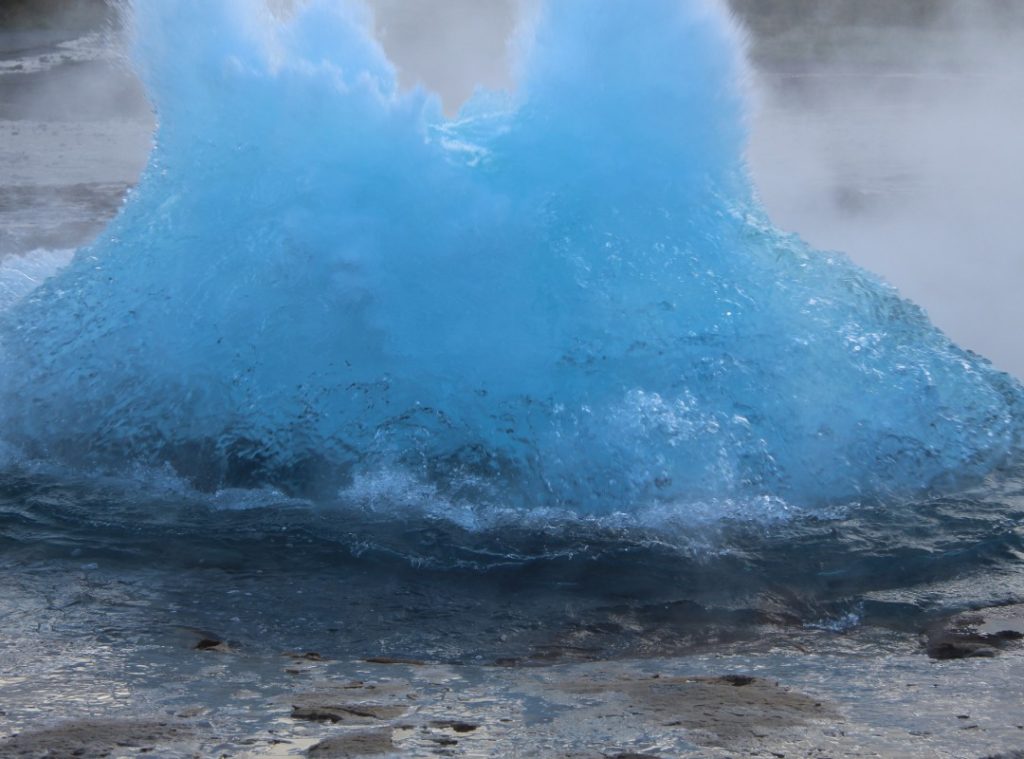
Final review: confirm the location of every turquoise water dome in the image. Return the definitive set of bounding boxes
[0,0,1019,515]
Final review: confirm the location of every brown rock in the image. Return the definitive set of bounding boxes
[194,638,232,653]
[306,728,394,757]
[430,719,479,733]
[0,720,192,757]
[290,683,412,725]
[291,703,408,723]
[553,673,834,746]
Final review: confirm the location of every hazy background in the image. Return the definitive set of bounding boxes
[1,0,1022,376]
[738,0,1024,379]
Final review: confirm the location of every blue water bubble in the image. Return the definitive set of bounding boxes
[0,0,1019,518]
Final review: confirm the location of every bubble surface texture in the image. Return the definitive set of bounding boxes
[0,0,1019,516]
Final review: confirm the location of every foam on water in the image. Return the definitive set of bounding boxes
[0,0,1020,519]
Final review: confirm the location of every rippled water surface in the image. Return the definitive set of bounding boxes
[2,468,1024,757]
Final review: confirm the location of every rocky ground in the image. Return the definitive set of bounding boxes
[1,593,1024,757]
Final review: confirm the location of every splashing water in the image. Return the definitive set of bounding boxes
[0,0,1019,517]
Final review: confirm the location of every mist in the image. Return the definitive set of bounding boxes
[369,0,519,110]
[741,1,1024,377]
[0,0,151,255]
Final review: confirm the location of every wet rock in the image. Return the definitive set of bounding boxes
[925,606,1024,660]
[0,719,192,757]
[291,703,408,723]
[430,720,479,733]
[926,634,999,660]
[718,674,755,686]
[306,728,394,757]
[527,643,602,664]
[364,656,425,666]
[554,673,834,747]
[291,683,412,724]
[194,637,230,652]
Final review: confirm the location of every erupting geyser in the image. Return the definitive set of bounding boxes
[0,0,1019,515]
